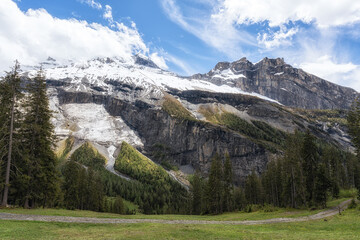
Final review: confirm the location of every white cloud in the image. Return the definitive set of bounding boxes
[103,5,113,25]
[78,0,102,10]
[150,52,168,70]
[0,0,150,71]
[300,55,360,91]
[161,0,256,59]
[161,0,360,57]
[257,26,298,49]
[213,0,360,28]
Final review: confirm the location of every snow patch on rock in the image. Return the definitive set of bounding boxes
[212,69,246,80]
[60,103,143,146]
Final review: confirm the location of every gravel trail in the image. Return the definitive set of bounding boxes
[0,199,351,225]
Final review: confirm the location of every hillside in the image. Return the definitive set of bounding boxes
[61,140,188,214]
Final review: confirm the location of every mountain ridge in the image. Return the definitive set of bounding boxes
[193,56,359,110]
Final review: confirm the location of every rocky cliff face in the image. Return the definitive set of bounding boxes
[56,90,270,184]
[196,57,359,109]
[23,55,356,184]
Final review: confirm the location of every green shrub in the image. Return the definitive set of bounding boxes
[262,204,278,212]
[348,199,357,209]
[339,188,358,198]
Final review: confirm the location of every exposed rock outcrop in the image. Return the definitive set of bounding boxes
[198,57,359,109]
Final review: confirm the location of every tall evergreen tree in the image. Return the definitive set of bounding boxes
[301,130,319,206]
[0,61,23,207]
[282,131,306,208]
[223,153,234,212]
[62,160,81,210]
[113,196,125,214]
[262,159,282,207]
[348,98,360,154]
[233,186,246,211]
[321,146,341,198]
[314,163,331,208]
[245,170,263,205]
[87,168,104,212]
[191,171,203,215]
[347,98,360,199]
[22,68,59,208]
[206,153,223,214]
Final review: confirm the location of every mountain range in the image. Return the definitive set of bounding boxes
[21,55,357,185]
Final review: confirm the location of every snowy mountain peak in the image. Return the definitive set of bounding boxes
[23,55,280,107]
[133,53,159,68]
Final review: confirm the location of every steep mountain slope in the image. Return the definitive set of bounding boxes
[22,55,356,183]
[194,57,359,109]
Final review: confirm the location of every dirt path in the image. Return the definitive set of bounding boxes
[0,199,352,225]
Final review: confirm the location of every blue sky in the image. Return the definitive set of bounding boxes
[1,0,360,90]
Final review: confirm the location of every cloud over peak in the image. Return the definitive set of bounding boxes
[0,0,151,70]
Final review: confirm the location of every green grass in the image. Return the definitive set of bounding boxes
[0,198,348,221]
[0,208,359,239]
[162,94,196,121]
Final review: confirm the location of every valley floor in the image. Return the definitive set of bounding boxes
[0,199,359,239]
[0,199,352,225]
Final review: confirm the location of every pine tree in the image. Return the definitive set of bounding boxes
[281,131,306,208]
[113,196,125,214]
[348,99,360,154]
[22,68,59,208]
[301,130,319,206]
[78,167,88,210]
[262,159,282,207]
[347,99,360,198]
[206,153,223,214]
[191,171,203,215]
[0,61,23,207]
[223,153,234,212]
[62,160,81,210]
[314,163,331,208]
[233,186,246,211]
[245,170,263,205]
[322,146,341,198]
[87,168,104,212]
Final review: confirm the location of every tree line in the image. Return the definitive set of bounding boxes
[64,142,189,214]
[62,158,127,214]
[190,153,235,214]
[190,129,360,214]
